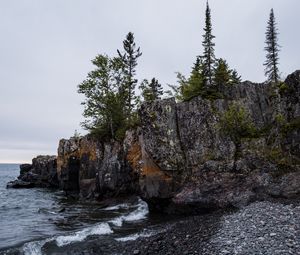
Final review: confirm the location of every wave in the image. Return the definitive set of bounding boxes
[102,203,130,211]
[23,239,50,255]
[22,223,113,254]
[55,222,113,247]
[21,198,149,253]
[115,229,155,242]
[109,198,149,227]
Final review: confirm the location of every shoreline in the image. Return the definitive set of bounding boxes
[28,199,299,255]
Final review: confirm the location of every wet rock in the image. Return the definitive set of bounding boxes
[19,164,32,175]
[7,155,58,189]
[6,180,35,189]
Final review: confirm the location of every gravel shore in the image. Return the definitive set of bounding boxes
[115,201,300,255]
[16,200,299,255]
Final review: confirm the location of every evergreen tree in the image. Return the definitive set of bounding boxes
[78,54,126,140]
[202,1,216,87]
[139,78,163,102]
[167,57,205,101]
[183,56,205,100]
[214,59,242,86]
[230,69,242,84]
[264,8,280,84]
[214,58,231,86]
[118,32,142,118]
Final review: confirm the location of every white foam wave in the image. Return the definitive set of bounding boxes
[21,198,149,252]
[103,203,130,211]
[55,222,113,247]
[115,230,155,242]
[23,239,51,255]
[109,198,149,227]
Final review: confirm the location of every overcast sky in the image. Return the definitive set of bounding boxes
[0,0,299,163]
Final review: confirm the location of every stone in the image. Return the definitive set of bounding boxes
[6,180,35,189]
[19,164,32,175]
[7,155,58,189]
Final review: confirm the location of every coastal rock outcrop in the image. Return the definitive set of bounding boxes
[7,155,58,188]
[9,70,300,213]
[57,135,139,198]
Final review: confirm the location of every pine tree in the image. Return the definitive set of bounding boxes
[188,57,205,90]
[118,32,142,118]
[202,1,216,87]
[264,8,280,84]
[231,69,242,84]
[139,78,163,102]
[214,58,231,86]
[183,56,205,100]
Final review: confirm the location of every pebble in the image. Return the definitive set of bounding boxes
[82,201,300,255]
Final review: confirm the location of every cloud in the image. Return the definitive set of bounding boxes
[0,0,299,162]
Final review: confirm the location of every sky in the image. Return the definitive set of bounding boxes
[0,0,299,163]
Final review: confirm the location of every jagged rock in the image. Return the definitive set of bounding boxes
[6,180,35,189]
[57,134,138,198]
[7,155,58,189]
[137,70,300,212]
[19,164,32,175]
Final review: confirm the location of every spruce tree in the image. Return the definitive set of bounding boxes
[139,78,163,102]
[184,56,205,100]
[264,8,280,84]
[202,1,216,87]
[118,32,142,119]
[214,58,231,86]
[231,69,242,84]
[167,57,205,101]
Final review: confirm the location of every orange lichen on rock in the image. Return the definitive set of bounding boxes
[126,142,142,172]
[78,138,98,162]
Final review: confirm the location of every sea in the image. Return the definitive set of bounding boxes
[0,164,165,255]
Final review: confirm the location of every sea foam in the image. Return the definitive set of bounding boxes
[109,198,149,227]
[21,198,149,253]
[55,222,113,246]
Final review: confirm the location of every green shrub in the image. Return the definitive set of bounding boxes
[278,82,289,94]
[220,104,258,143]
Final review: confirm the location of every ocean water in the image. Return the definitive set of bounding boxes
[0,164,160,255]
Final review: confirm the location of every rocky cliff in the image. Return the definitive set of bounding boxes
[56,135,139,198]
[9,71,300,213]
[7,155,58,188]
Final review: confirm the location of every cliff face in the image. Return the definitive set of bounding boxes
[57,135,139,198]
[55,70,300,212]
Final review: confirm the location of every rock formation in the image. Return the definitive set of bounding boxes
[8,70,300,213]
[56,135,139,198]
[7,155,58,188]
